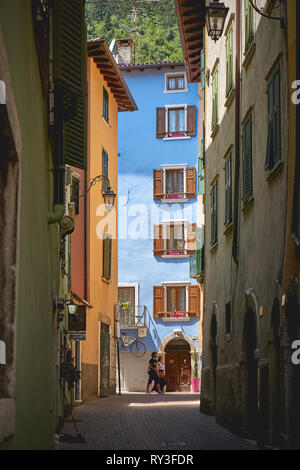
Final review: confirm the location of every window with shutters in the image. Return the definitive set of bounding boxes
[102,148,109,191]
[153,221,197,257]
[103,86,109,123]
[211,68,218,130]
[71,177,80,215]
[53,0,87,170]
[266,67,281,170]
[225,302,231,334]
[224,153,233,227]
[245,0,254,53]
[156,105,196,140]
[153,165,197,201]
[198,136,205,196]
[226,26,234,98]
[102,233,112,281]
[153,283,200,319]
[242,114,253,205]
[165,72,187,93]
[200,27,205,91]
[210,180,218,246]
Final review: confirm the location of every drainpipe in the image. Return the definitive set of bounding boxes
[232,0,241,264]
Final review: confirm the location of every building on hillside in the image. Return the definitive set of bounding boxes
[0,0,87,449]
[176,0,298,449]
[117,41,202,393]
[76,39,137,403]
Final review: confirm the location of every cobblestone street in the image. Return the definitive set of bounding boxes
[59,393,256,450]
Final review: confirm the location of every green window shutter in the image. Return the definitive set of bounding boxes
[226,27,233,97]
[211,69,218,129]
[273,70,281,165]
[225,154,232,226]
[266,68,281,169]
[54,0,85,93]
[103,86,109,123]
[242,116,253,203]
[54,0,87,170]
[102,148,109,191]
[211,182,218,245]
[103,234,112,280]
[245,0,253,52]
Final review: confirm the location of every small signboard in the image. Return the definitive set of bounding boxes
[68,305,86,332]
[69,332,86,341]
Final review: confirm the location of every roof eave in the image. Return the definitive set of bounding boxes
[87,38,138,112]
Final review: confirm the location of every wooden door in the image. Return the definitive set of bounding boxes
[100,323,110,397]
[165,350,191,392]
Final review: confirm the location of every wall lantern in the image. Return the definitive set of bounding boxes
[67,300,78,316]
[205,0,229,42]
[81,175,116,213]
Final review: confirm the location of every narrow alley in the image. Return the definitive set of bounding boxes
[59,393,256,451]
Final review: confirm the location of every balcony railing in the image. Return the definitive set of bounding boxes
[117,305,147,328]
[157,311,197,322]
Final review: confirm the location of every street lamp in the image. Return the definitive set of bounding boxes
[67,300,78,316]
[205,0,229,42]
[81,175,116,213]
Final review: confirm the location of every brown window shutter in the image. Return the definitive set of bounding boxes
[187,223,197,254]
[153,225,164,255]
[188,285,200,317]
[153,286,164,318]
[156,107,166,138]
[153,169,164,200]
[186,167,196,199]
[186,105,196,137]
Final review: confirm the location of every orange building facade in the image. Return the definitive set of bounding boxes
[76,40,137,402]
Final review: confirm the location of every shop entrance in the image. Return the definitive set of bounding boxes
[165,339,191,392]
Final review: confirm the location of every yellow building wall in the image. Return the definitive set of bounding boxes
[81,57,119,400]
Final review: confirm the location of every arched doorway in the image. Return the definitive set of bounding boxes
[165,338,191,392]
[284,285,300,449]
[243,308,258,437]
[268,298,281,446]
[210,314,218,414]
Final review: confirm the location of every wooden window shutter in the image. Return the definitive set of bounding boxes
[153,225,164,255]
[153,286,164,318]
[186,105,196,137]
[187,223,197,254]
[153,169,163,200]
[156,108,166,138]
[186,167,196,199]
[54,0,87,170]
[188,285,200,318]
[273,70,281,166]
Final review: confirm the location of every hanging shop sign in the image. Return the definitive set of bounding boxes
[68,305,86,333]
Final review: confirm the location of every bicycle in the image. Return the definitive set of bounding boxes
[119,333,146,357]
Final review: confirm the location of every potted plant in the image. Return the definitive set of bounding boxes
[191,349,200,393]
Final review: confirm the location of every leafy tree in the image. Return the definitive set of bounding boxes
[85,0,183,63]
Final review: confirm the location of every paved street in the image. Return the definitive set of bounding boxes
[59,393,256,450]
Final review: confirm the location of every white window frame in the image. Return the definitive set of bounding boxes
[161,219,189,259]
[161,281,191,314]
[164,71,188,94]
[118,283,139,325]
[161,163,188,203]
[163,104,191,141]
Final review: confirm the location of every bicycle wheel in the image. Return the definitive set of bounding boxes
[130,340,146,357]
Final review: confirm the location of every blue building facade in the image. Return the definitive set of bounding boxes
[117,58,201,392]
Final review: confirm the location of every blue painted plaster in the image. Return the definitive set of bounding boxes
[118,67,199,353]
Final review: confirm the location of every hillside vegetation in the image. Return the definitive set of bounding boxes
[85,0,183,63]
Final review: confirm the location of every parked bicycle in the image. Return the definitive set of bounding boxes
[118,333,146,357]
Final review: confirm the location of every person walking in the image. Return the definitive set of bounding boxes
[157,355,166,393]
[146,352,162,394]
